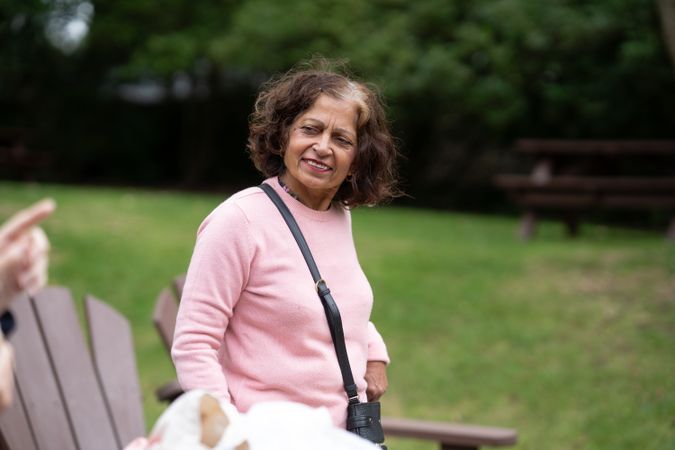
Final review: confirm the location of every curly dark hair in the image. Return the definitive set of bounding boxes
[247,62,401,207]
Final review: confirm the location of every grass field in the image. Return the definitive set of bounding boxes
[1,181,673,450]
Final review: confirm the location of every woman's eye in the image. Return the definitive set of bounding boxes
[301,126,317,134]
[336,137,353,147]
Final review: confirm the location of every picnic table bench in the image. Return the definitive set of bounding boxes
[495,139,675,239]
[154,276,518,450]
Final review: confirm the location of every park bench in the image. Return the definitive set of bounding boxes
[154,275,518,450]
[494,139,675,239]
[0,287,145,450]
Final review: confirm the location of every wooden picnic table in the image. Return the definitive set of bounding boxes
[495,139,675,239]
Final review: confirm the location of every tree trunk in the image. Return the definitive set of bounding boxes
[657,0,675,71]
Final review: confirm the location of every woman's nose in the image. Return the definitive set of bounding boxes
[314,132,332,154]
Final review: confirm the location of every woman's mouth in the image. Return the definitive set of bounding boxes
[303,158,332,172]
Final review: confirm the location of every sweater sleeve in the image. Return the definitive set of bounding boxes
[172,202,253,403]
[366,321,390,364]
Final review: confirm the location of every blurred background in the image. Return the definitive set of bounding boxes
[1,1,674,449]
[2,0,675,208]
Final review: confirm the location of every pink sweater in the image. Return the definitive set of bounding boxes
[172,178,389,426]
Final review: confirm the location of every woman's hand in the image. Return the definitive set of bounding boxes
[364,361,388,402]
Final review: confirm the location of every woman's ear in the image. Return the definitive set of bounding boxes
[347,165,355,181]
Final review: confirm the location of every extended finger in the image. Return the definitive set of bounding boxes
[0,199,56,244]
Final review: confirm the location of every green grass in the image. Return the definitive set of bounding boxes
[1,181,674,450]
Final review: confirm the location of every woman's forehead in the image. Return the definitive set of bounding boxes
[296,94,358,130]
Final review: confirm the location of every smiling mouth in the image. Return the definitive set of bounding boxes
[303,158,332,171]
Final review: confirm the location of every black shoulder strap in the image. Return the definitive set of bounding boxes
[259,183,360,404]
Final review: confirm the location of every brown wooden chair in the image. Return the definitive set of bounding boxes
[0,287,145,450]
[153,276,517,450]
[152,284,183,403]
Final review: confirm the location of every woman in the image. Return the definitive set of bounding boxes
[172,63,400,427]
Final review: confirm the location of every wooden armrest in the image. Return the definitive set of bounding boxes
[155,379,184,403]
[382,417,517,448]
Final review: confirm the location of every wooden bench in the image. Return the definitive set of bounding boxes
[154,276,518,450]
[0,287,145,450]
[495,139,675,239]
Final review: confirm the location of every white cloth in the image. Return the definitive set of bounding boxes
[124,390,378,450]
[239,401,378,450]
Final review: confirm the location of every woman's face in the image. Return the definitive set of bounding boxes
[282,94,358,209]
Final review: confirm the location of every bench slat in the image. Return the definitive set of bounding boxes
[495,175,675,192]
[1,294,76,450]
[153,289,183,403]
[516,139,675,155]
[514,194,675,209]
[0,380,36,450]
[382,417,517,448]
[152,288,179,354]
[32,287,119,450]
[86,295,146,448]
[172,274,186,298]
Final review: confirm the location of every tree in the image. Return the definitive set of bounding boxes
[657,0,675,70]
[1,0,674,205]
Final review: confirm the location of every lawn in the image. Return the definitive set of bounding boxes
[1,181,673,450]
